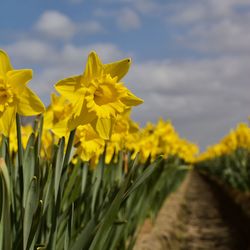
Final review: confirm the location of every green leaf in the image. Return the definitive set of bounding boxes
[81,163,88,195]
[23,176,39,250]
[70,215,98,250]
[23,145,35,207]
[91,160,103,216]
[42,164,53,213]
[88,160,135,250]
[61,162,80,207]
[54,138,65,204]
[123,157,162,200]
[27,200,44,250]
[0,158,12,250]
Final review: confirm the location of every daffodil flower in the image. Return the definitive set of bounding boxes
[74,124,105,165]
[0,50,45,136]
[55,51,143,139]
[44,93,73,137]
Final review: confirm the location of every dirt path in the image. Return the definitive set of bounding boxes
[134,171,249,250]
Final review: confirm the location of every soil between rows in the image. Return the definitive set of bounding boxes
[134,171,250,250]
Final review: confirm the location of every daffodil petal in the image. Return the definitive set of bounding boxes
[55,75,82,100]
[0,49,13,76]
[94,118,114,140]
[51,119,69,137]
[17,87,45,116]
[120,90,144,106]
[104,58,131,82]
[51,93,59,105]
[68,101,96,131]
[72,97,85,118]
[0,105,16,136]
[7,69,33,90]
[43,109,53,130]
[82,51,103,82]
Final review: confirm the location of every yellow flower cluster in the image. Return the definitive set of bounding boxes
[197,123,250,162]
[74,116,199,166]
[71,117,198,165]
[125,119,199,164]
[0,115,198,166]
[0,49,198,167]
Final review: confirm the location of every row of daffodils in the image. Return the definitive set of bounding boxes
[196,122,250,192]
[0,50,198,250]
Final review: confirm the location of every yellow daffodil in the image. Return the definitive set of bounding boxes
[105,110,140,164]
[197,122,250,162]
[41,129,58,160]
[74,124,105,166]
[55,51,143,139]
[0,50,45,136]
[0,123,33,153]
[44,93,73,137]
[125,119,198,164]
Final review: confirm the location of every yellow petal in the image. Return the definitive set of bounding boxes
[0,105,16,136]
[0,49,13,76]
[17,87,45,116]
[104,58,131,82]
[72,97,85,118]
[68,101,96,131]
[55,75,82,102]
[94,118,114,140]
[51,93,58,105]
[7,69,33,90]
[120,90,144,106]
[43,109,53,130]
[82,51,103,82]
[51,119,69,137]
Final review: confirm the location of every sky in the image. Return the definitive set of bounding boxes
[1,0,250,150]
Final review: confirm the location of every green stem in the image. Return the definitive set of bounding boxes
[4,136,11,168]
[16,113,24,235]
[63,129,76,168]
[16,113,23,168]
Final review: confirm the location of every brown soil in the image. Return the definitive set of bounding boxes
[134,171,250,250]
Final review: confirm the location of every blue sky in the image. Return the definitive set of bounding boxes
[1,0,250,149]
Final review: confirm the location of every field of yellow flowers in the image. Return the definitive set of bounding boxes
[1,48,250,250]
[0,49,199,250]
[196,122,250,191]
[195,122,250,238]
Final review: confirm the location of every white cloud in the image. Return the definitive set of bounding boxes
[96,0,160,14]
[133,0,163,14]
[187,18,250,54]
[35,10,76,39]
[4,40,56,64]
[168,0,250,54]
[5,40,127,66]
[117,8,141,30]
[140,0,250,20]
[79,21,103,34]
[170,3,210,24]
[94,8,141,31]
[35,10,104,40]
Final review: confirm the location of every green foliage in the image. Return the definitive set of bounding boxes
[0,117,188,250]
[196,148,250,192]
